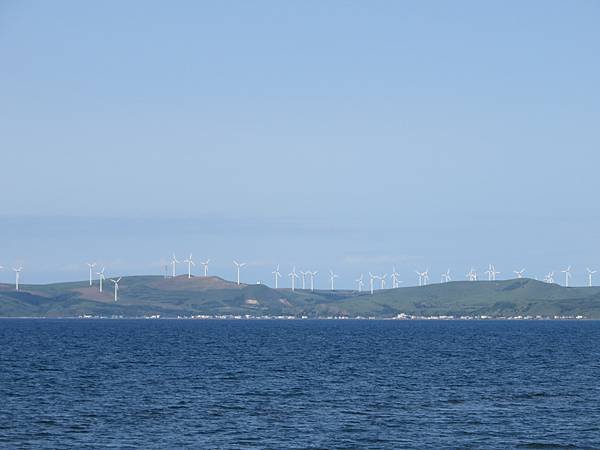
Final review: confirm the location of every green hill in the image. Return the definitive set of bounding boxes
[1,276,599,318]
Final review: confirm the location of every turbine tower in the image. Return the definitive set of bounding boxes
[183,254,195,279]
[233,260,246,285]
[379,274,387,289]
[299,271,307,290]
[368,272,376,294]
[586,268,596,287]
[355,274,364,292]
[466,268,478,281]
[415,270,423,287]
[561,266,572,287]
[97,267,105,293]
[13,266,23,291]
[514,269,525,279]
[110,277,122,302]
[485,264,493,281]
[171,253,179,278]
[87,262,96,286]
[308,271,317,291]
[491,265,500,281]
[441,269,451,283]
[201,259,210,276]
[272,264,282,288]
[416,269,429,286]
[329,270,339,291]
[288,267,299,291]
[391,267,401,288]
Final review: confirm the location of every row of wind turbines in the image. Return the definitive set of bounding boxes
[2,257,597,302]
[155,255,600,293]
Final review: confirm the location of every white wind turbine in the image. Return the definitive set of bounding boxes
[299,271,307,290]
[379,274,387,289]
[485,264,493,281]
[13,266,23,291]
[441,269,451,283]
[544,271,555,283]
[110,277,122,302]
[561,266,572,287]
[97,267,105,293]
[201,259,210,276]
[514,269,525,279]
[391,267,401,288]
[329,270,339,291]
[86,262,96,286]
[491,265,500,281]
[171,253,179,278]
[233,260,246,285]
[308,270,318,291]
[415,270,423,287]
[416,269,429,286]
[183,254,195,279]
[466,268,478,281]
[288,267,299,291]
[355,274,364,292]
[272,264,282,288]
[585,267,597,287]
[368,272,376,294]
[586,268,596,287]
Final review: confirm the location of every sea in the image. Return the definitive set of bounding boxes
[1,319,599,449]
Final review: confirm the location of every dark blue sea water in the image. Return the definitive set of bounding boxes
[1,319,600,449]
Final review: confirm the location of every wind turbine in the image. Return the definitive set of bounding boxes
[514,269,525,279]
[355,274,364,292]
[110,277,122,302]
[183,254,195,279]
[485,264,493,281]
[171,253,179,278]
[86,262,96,286]
[368,272,376,294]
[233,260,246,285]
[272,264,282,288]
[561,266,572,287]
[299,271,307,290]
[416,269,429,286]
[441,269,451,283]
[308,271,318,291]
[415,270,423,287]
[288,267,299,291]
[201,259,210,276]
[379,274,387,289]
[544,271,555,283]
[491,265,500,281]
[13,267,22,291]
[97,267,105,293]
[587,268,596,287]
[391,267,401,288]
[329,270,339,291]
[466,268,478,281]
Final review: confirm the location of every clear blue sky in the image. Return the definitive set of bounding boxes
[1,1,599,286]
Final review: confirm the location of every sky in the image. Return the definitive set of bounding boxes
[1,1,599,286]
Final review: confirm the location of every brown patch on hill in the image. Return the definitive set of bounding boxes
[73,286,115,303]
[147,276,244,291]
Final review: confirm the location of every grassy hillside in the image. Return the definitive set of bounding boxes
[1,276,600,318]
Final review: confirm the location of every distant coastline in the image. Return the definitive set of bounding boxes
[2,275,600,319]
